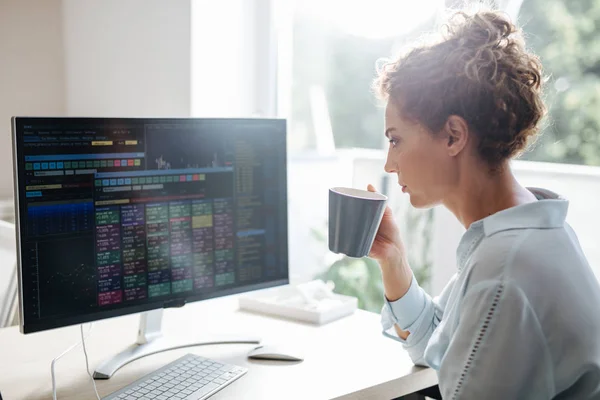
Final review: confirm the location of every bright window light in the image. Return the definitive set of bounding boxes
[297,0,443,39]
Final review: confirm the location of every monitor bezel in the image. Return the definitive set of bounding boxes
[12,117,289,334]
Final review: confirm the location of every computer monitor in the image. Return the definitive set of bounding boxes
[12,117,288,377]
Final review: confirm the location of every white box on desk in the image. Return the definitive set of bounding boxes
[238,284,358,325]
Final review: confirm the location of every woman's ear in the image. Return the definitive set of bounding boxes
[445,115,469,157]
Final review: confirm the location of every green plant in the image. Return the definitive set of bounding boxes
[316,254,385,313]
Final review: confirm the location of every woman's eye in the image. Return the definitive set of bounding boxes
[389,138,399,147]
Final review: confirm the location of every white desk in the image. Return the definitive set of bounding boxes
[0,295,437,400]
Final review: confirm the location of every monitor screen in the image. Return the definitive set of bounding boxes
[12,118,288,333]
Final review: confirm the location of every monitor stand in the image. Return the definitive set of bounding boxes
[93,309,261,379]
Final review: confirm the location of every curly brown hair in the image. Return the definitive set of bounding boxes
[374,10,546,167]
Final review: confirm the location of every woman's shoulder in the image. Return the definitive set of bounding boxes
[465,222,591,293]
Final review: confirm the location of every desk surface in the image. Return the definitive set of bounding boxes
[0,294,437,400]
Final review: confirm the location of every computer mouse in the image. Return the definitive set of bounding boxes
[247,345,304,362]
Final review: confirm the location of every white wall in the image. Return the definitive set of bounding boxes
[190,0,246,117]
[287,152,355,282]
[62,0,192,117]
[0,0,66,198]
[190,0,278,118]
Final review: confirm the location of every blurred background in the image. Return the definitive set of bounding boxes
[2,0,600,312]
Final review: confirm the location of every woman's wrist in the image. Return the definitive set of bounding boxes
[378,248,413,302]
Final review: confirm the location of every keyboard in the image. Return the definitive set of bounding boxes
[103,353,247,400]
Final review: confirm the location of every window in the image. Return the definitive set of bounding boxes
[518,0,600,166]
[287,0,441,152]
[287,0,600,166]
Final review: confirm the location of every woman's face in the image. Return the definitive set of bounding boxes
[384,101,457,208]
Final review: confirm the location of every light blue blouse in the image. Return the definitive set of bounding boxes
[381,188,600,399]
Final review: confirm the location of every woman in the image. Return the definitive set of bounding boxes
[369,9,600,399]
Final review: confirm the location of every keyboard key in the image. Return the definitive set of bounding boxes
[186,382,219,400]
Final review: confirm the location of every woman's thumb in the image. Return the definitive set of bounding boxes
[367,184,377,193]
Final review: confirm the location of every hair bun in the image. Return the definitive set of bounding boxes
[449,11,517,50]
[374,8,546,167]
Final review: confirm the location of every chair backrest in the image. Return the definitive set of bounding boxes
[0,220,17,328]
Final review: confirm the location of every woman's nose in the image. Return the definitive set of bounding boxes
[384,156,396,174]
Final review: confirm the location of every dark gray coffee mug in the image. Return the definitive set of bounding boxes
[328,187,388,258]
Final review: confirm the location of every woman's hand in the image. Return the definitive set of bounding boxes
[367,184,413,302]
[367,184,404,264]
